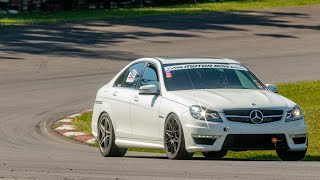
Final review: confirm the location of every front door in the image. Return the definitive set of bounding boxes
[130,63,162,141]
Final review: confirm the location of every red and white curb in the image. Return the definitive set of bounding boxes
[53,110,96,145]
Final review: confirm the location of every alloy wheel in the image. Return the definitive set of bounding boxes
[98,117,112,152]
[164,117,180,155]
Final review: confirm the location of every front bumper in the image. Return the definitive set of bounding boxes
[183,118,308,153]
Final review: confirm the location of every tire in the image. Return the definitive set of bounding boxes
[97,113,127,157]
[202,150,228,159]
[276,149,306,161]
[164,114,193,160]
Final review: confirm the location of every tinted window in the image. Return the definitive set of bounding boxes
[235,70,261,89]
[163,63,265,91]
[114,71,127,87]
[114,62,145,89]
[140,64,159,88]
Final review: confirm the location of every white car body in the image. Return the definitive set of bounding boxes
[92,57,308,159]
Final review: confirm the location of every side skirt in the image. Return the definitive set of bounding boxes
[115,138,164,149]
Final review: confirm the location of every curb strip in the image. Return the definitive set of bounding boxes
[53,110,96,145]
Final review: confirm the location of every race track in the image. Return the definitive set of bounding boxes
[0,5,320,179]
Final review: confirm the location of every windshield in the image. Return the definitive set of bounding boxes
[163,63,265,91]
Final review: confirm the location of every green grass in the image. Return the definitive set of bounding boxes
[278,81,320,159]
[73,112,93,135]
[71,80,320,160]
[1,0,320,25]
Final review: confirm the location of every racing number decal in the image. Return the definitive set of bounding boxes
[126,69,138,83]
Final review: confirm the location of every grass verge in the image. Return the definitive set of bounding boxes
[73,112,92,135]
[1,0,320,25]
[73,80,320,160]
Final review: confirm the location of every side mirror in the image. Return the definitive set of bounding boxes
[139,85,160,95]
[266,84,278,93]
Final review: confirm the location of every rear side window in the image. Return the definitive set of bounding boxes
[113,71,127,87]
[114,62,145,89]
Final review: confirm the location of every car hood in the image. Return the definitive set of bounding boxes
[165,89,296,111]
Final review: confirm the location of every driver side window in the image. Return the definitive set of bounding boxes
[139,64,159,88]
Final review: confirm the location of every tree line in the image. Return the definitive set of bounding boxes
[3,0,219,12]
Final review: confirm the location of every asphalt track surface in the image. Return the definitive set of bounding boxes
[0,5,320,179]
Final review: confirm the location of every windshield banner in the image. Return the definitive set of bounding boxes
[164,64,248,71]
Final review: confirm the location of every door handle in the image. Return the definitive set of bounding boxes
[112,91,117,96]
[133,95,139,102]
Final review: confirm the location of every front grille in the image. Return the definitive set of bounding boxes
[222,134,288,150]
[224,109,283,124]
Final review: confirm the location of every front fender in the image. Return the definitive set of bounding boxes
[159,98,189,139]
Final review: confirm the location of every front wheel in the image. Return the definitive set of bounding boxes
[164,114,193,160]
[276,149,306,161]
[97,113,127,157]
[202,150,228,159]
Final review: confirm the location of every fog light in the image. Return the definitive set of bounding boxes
[292,137,306,144]
[194,135,213,138]
[193,134,222,139]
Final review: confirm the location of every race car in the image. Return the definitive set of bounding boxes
[92,57,308,160]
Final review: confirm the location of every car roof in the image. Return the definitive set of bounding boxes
[152,57,240,65]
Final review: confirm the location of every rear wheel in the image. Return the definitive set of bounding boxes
[276,149,306,161]
[202,150,228,159]
[97,113,127,157]
[164,114,193,160]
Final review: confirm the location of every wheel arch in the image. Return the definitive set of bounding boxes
[98,111,115,129]
[162,111,190,145]
[159,98,190,142]
[92,102,113,138]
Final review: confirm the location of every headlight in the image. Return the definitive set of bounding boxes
[189,105,222,122]
[286,105,303,122]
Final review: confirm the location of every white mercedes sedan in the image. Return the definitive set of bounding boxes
[92,57,308,160]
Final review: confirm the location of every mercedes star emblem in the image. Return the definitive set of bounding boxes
[250,110,264,124]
